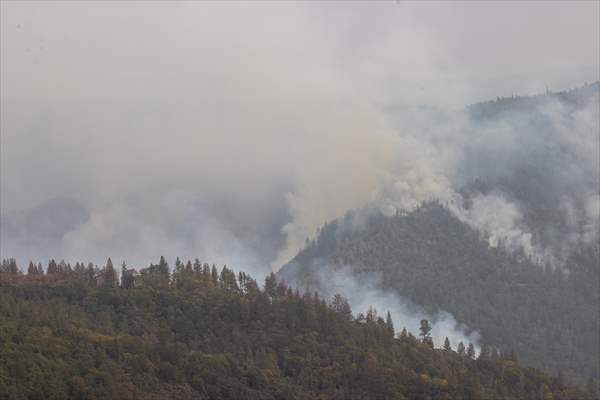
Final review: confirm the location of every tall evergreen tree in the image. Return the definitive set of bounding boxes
[103,258,117,288]
[385,311,395,337]
[419,319,433,347]
[457,341,466,356]
[264,272,277,299]
[1,259,18,274]
[331,294,352,321]
[211,264,219,283]
[399,327,408,340]
[467,343,476,359]
[121,261,135,289]
[193,258,202,273]
[443,337,452,352]
[27,261,38,275]
[47,259,58,274]
[158,256,170,282]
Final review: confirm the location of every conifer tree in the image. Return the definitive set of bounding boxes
[211,264,219,283]
[47,259,58,274]
[443,337,452,352]
[28,261,38,275]
[366,307,378,323]
[193,258,201,273]
[86,263,96,285]
[103,258,117,288]
[419,319,433,347]
[399,327,408,340]
[264,272,277,299]
[121,261,135,289]
[385,311,395,337]
[457,341,466,356]
[467,343,476,359]
[478,344,489,360]
[158,256,170,282]
[331,294,353,321]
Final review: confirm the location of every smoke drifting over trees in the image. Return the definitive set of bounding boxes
[1,2,599,395]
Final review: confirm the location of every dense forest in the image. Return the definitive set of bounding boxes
[278,203,599,390]
[279,83,600,392]
[0,258,594,400]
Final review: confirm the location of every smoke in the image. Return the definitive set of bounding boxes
[301,263,481,350]
[1,2,598,275]
[367,88,600,269]
[451,192,550,264]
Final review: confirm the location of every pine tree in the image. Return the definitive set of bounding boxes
[457,341,466,356]
[121,261,134,289]
[399,327,408,340]
[478,344,489,360]
[467,343,476,359]
[419,319,433,347]
[385,311,395,337]
[103,258,117,288]
[158,256,170,282]
[220,265,239,292]
[47,259,58,274]
[1,259,18,274]
[366,307,378,323]
[443,337,452,352]
[193,258,202,273]
[28,261,38,275]
[211,264,219,283]
[264,272,277,299]
[331,294,353,321]
[86,263,96,285]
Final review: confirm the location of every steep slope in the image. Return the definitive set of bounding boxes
[0,264,594,400]
[278,203,599,386]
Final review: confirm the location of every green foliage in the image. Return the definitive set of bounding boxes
[443,337,452,352]
[0,262,592,400]
[280,202,600,386]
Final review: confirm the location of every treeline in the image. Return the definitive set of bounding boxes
[467,81,599,120]
[0,257,594,399]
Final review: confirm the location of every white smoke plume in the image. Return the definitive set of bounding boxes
[1,2,598,275]
[309,264,481,351]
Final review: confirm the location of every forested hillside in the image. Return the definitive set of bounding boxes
[279,83,600,390]
[0,259,594,400]
[278,202,599,389]
[464,82,599,265]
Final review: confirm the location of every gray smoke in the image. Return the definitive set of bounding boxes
[1,2,598,277]
[306,263,481,351]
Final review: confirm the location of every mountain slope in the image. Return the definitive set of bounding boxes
[278,202,599,386]
[0,263,594,400]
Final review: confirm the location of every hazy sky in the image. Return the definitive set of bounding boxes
[1,1,598,271]
[2,2,598,107]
